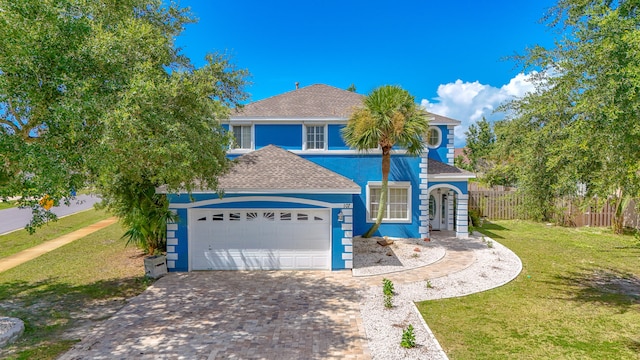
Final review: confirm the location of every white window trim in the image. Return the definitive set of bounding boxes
[229,124,254,151]
[366,181,412,224]
[303,123,327,151]
[426,126,442,149]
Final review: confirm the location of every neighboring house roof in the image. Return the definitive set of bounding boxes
[231,83,461,125]
[233,84,364,119]
[218,145,361,193]
[428,158,475,179]
[454,147,470,163]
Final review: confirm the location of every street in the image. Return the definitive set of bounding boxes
[0,195,102,235]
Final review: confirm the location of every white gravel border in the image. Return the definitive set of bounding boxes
[359,233,522,359]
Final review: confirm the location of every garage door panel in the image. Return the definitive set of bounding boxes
[190,209,330,270]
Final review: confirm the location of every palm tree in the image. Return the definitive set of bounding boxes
[342,85,429,238]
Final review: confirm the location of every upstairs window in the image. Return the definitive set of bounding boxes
[305,125,325,150]
[232,125,252,149]
[426,126,442,148]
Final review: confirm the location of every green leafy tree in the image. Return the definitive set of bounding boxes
[342,85,429,237]
[499,0,640,229]
[0,0,249,244]
[464,117,495,172]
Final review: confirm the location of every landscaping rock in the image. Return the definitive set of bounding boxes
[377,238,394,246]
[0,317,24,348]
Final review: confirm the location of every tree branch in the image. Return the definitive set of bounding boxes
[0,118,20,134]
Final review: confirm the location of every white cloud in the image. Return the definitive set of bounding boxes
[421,73,536,147]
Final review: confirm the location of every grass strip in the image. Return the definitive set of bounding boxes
[0,209,111,259]
[417,220,640,359]
[0,201,17,210]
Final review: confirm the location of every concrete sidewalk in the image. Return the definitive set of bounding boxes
[0,217,118,273]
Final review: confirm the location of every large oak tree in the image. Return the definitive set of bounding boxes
[0,1,248,244]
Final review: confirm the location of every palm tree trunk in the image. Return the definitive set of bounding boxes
[364,148,391,237]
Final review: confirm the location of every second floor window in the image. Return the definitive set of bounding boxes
[306,125,325,150]
[426,127,441,148]
[232,125,251,149]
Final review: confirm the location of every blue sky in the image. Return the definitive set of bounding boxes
[174,0,558,145]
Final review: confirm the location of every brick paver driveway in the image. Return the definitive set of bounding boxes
[60,271,370,360]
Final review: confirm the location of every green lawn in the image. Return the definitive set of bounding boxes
[417,221,640,359]
[0,221,149,360]
[0,201,16,210]
[0,209,111,258]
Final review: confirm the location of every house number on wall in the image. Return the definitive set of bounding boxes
[343,203,352,209]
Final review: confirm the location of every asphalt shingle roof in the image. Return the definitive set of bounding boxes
[428,158,474,176]
[218,145,361,193]
[430,113,460,125]
[233,83,461,125]
[234,84,364,119]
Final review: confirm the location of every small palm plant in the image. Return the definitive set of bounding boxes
[112,179,177,255]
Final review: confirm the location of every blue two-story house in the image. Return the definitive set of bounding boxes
[164,84,474,272]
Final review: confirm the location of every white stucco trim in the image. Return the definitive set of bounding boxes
[428,174,476,181]
[227,148,411,156]
[228,117,348,123]
[160,188,360,195]
[169,196,351,209]
[424,184,464,196]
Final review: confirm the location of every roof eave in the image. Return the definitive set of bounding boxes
[158,188,361,195]
[227,117,349,122]
[427,174,476,181]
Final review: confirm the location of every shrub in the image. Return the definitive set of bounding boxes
[383,278,395,296]
[469,209,482,227]
[401,324,416,348]
[384,294,393,309]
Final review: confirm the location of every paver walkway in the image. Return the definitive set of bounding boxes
[356,236,476,287]
[0,217,118,273]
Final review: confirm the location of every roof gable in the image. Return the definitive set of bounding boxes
[218,145,361,193]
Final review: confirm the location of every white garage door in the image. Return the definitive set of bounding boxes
[189,209,331,270]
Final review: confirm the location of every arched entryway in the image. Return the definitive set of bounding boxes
[425,184,469,238]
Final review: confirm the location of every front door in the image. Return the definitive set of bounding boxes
[429,191,449,231]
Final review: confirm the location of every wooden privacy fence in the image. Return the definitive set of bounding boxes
[468,191,527,220]
[468,190,639,228]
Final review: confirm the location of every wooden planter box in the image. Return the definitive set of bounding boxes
[144,255,167,279]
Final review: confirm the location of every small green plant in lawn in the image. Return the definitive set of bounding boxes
[425,279,433,289]
[487,240,494,248]
[384,293,393,308]
[401,324,416,348]
[383,278,395,296]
